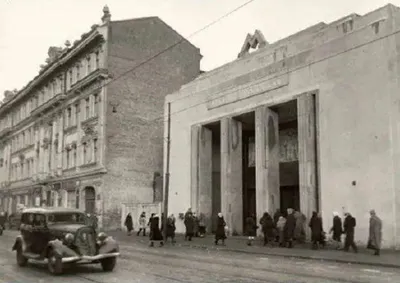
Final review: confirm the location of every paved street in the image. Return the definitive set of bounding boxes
[0,231,400,283]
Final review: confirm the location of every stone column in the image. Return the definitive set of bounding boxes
[297,93,317,235]
[190,126,199,213]
[190,125,213,231]
[221,117,243,235]
[255,106,280,235]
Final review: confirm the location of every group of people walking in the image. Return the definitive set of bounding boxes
[124,207,383,256]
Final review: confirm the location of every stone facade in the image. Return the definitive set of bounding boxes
[0,6,201,230]
[165,4,400,248]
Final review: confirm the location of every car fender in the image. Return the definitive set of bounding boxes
[99,236,119,254]
[12,235,25,251]
[46,239,78,258]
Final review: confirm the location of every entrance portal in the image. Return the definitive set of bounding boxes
[84,187,96,214]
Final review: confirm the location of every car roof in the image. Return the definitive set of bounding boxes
[22,207,84,214]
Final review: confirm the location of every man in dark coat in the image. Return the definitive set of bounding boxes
[343,212,358,253]
[124,213,133,235]
[309,211,323,249]
[260,212,274,246]
[284,208,296,248]
[149,214,164,247]
[184,210,194,241]
[330,211,343,249]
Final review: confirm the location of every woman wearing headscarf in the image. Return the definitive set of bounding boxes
[260,212,274,246]
[215,212,227,245]
[245,214,258,246]
[166,214,176,244]
[368,209,382,256]
[330,211,343,249]
[276,216,287,247]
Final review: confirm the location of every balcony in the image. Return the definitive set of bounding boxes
[31,93,67,117]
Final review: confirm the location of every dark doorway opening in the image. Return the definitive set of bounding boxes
[236,112,256,228]
[271,100,300,216]
[206,121,221,233]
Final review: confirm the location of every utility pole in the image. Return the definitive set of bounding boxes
[163,102,171,241]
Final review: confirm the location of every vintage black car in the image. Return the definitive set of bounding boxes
[12,207,120,275]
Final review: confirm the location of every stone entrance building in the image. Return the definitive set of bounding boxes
[165,4,400,248]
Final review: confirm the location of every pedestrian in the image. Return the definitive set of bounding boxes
[294,210,306,244]
[137,212,147,236]
[184,210,194,241]
[124,213,133,235]
[343,212,358,253]
[273,209,281,242]
[276,216,286,247]
[317,212,326,248]
[367,209,382,256]
[215,212,227,245]
[193,212,199,237]
[260,212,274,246]
[198,213,206,237]
[149,214,164,247]
[166,214,176,244]
[284,208,296,248]
[309,211,323,249]
[329,211,343,249]
[245,214,258,246]
[148,213,155,239]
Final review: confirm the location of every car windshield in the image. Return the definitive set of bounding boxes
[47,213,86,224]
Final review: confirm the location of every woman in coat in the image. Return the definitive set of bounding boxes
[330,211,343,249]
[215,212,227,245]
[284,208,296,248]
[149,214,164,247]
[245,214,257,246]
[276,216,287,247]
[368,209,382,256]
[124,213,133,235]
[309,211,323,249]
[294,211,306,243]
[184,211,195,241]
[166,214,176,243]
[198,213,206,237]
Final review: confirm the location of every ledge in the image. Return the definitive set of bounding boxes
[31,93,67,117]
[63,167,77,173]
[11,144,35,156]
[79,161,98,169]
[81,115,98,126]
[64,125,78,134]
[0,127,11,138]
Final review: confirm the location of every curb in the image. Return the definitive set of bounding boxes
[177,242,400,269]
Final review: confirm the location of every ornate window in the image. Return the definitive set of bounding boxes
[86,55,91,75]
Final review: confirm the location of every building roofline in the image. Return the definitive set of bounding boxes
[0,28,103,115]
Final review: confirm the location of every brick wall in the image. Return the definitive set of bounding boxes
[102,17,201,228]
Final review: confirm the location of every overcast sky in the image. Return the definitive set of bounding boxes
[0,0,397,99]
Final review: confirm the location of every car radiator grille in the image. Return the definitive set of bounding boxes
[75,228,97,256]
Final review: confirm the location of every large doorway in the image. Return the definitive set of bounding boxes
[206,121,221,233]
[84,187,96,214]
[237,112,256,227]
[271,100,300,215]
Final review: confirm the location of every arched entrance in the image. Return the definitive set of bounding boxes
[84,187,96,214]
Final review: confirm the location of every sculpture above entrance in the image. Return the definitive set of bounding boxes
[238,29,268,58]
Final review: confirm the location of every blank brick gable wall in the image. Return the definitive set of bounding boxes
[102,17,201,229]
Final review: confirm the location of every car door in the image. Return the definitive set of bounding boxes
[20,213,33,251]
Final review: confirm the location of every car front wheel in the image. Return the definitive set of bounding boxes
[47,250,63,275]
[100,257,116,272]
[16,246,28,267]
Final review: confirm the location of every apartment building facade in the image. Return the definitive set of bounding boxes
[0,6,201,228]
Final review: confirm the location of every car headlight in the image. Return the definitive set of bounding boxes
[97,232,107,242]
[65,233,74,243]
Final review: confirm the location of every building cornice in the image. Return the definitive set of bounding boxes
[0,30,104,116]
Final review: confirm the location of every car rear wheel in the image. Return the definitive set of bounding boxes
[47,250,63,275]
[16,246,28,267]
[100,257,116,272]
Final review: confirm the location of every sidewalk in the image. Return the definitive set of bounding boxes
[106,230,400,269]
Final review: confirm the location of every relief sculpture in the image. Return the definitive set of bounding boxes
[279,128,298,162]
